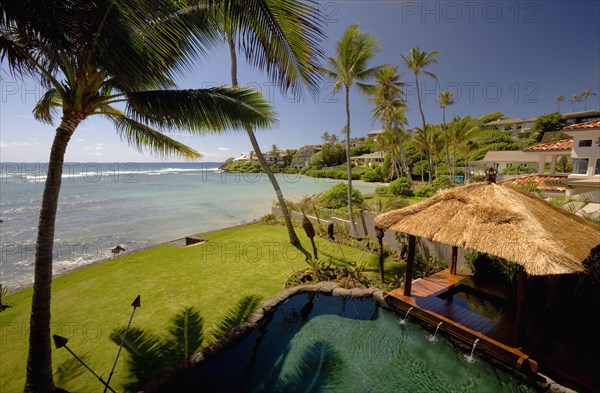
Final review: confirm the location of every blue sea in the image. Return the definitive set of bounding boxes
[0,162,377,289]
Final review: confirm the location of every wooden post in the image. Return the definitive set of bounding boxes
[514,268,528,345]
[404,235,416,297]
[450,246,458,275]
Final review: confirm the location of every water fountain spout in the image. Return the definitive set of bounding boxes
[429,321,443,341]
[399,307,414,325]
[467,338,480,362]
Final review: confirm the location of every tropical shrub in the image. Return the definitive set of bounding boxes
[388,177,413,196]
[260,213,279,225]
[375,185,389,194]
[319,183,364,209]
[501,164,537,175]
[361,168,384,182]
[413,186,436,197]
[432,176,454,190]
[0,284,10,312]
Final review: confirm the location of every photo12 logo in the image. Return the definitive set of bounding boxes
[398,1,540,24]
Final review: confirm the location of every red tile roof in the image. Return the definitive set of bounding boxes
[503,175,568,192]
[522,139,573,152]
[563,120,600,129]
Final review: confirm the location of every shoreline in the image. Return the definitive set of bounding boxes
[7,219,262,294]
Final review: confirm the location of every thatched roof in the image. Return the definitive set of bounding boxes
[375,183,600,275]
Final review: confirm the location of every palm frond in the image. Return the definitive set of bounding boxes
[164,306,204,363]
[109,326,167,386]
[125,87,277,133]
[33,88,61,125]
[218,0,325,98]
[111,115,201,160]
[212,294,262,340]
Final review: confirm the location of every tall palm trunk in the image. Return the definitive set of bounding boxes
[415,75,432,183]
[394,128,412,183]
[442,108,452,181]
[452,144,457,181]
[25,115,79,392]
[228,34,300,245]
[345,85,358,236]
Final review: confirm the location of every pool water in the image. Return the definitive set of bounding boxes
[163,293,534,392]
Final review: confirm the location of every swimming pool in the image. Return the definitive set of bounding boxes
[161,293,535,392]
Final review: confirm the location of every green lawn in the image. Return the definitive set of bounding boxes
[0,223,402,392]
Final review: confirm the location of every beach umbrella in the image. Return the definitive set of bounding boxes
[375,182,599,276]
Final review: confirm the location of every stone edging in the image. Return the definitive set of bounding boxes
[193,282,386,363]
[142,282,385,392]
[142,282,572,393]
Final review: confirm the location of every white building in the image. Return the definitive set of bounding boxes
[563,120,600,205]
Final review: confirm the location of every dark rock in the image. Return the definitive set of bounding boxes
[111,245,126,253]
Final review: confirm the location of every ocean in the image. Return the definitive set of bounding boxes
[0,162,377,289]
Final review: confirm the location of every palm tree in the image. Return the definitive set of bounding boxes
[555,94,565,112]
[212,0,325,247]
[447,116,478,181]
[401,46,440,183]
[330,133,339,145]
[321,131,331,143]
[1,2,276,391]
[581,89,597,111]
[570,95,582,112]
[367,65,412,182]
[437,90,456,175]
[271,144,279,154]
[322,24,381,236]
[249,150,255,161]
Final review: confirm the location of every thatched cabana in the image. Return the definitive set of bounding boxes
[375,182,600,343]
[376,182,599,276]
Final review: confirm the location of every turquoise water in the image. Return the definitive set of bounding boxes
[0,162,378,288]
[164,294,535,392]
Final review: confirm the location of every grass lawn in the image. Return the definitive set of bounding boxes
[0,223,403,392]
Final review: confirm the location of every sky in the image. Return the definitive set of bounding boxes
[1,0,599,163]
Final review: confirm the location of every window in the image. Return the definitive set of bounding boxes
[596,159,600,175]
[572,158,589,175]
[578,139,593,147]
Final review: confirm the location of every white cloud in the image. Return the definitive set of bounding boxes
[198,151,218,157]
[218,147,231,151]
[87,152,104,156]
[0,141,31,148]
[77,139,85,142]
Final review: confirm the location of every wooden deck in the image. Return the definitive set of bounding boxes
[385,269,539,376]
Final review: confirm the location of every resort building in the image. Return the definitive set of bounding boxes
[366,129,384,140]
[563,120,600,206]
[291,144,321,169]
[561,110,600,126]
[469,150,541,174]
[350,151,385,167]
[484,117,537,139]
[264,150,289,166]
[522,139,573,176]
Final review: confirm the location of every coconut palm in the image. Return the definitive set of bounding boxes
[1,1,276,391]
[437,90,456,174]
[555,94,565,112]
[321,131,331,143]
[401,46,440,183]
[367,66,412,183]
[581,89,597,111]
[570,95,582,112]
[447,116,479,181]
[322,24,381,236]
[210,0,325,247]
